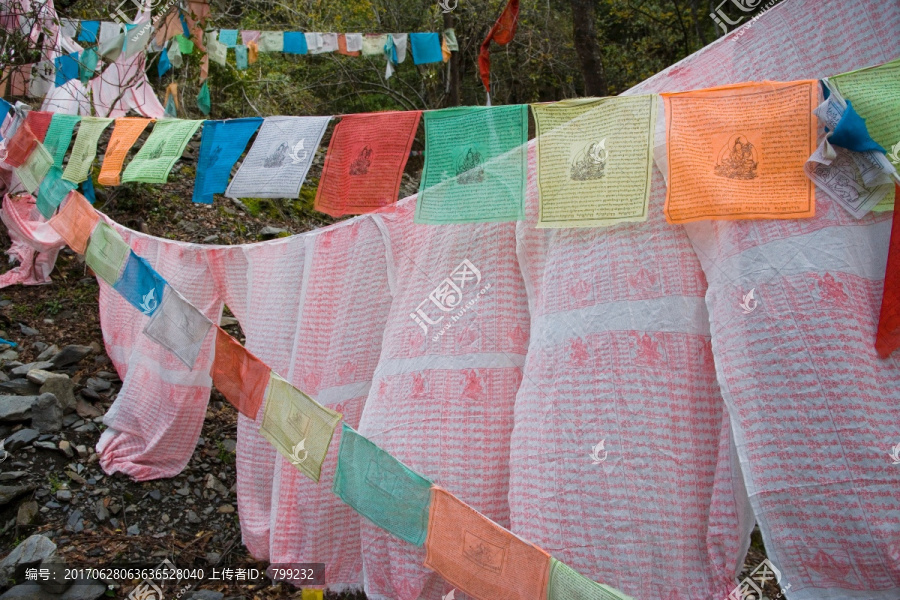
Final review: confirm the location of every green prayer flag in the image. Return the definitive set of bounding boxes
[167,38,183,68]
[62,117,113,183]
[333,424,433,546]
[548,559,635,600]
[532,96,657,227]
[85,222,130,285]
[175,34,194,55]
[122,119,203,184]
[416,105,528,224]
[257,31,284,52]
[15,143,53,193]
[43,113,81,169]
[197,81,211,116]
[260,373,342,483]
[78,48,98,84]
[37,166,76,218]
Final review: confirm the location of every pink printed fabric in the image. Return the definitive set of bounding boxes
[630,1,900,599]
[357,198,529,600]
[267,216,392,590]
[97,222,222,481]
[90,51,165,119]
[0,193,65,287]
[510,140,749,599]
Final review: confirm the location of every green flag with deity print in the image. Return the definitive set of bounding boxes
[62,117,113,183]
[122,119,203,184]
[43,113,81,169]
[830,58,900,211]
[85,221,130,286]
[532,95,657,227]
[333,423,433,546]
[260,373,342,483]
[416,105,528,224]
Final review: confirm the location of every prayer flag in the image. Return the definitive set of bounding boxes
[830,58,900,156]
[333,424,433,546]
[174,33,194,54]
[48,191,98,254]
[143,285,213,369]
[258,31,283,52]
[211,326,269,419]
[362,34,387,56]
[547,559,635,600]
[167,38,183,67]
[36,167,76,218]
[259,372,342,483]
[78,48,98,84]
[122,119,203,184]
[78,21,100,44]
[23,111,52,142]
[85,221,130,285]
[53,53,79,87]
[345,33,363,52]
[532,96,657,227]
[876,183,900,358]
[114,250,167,318]
[15,142,52,193]
[218,29,238,48]
[62,117,113,183]
[661,80,818,223]
[158,48,172,77]
[193,117,263,204]
[4,122,39,168]
[207,37,227,66]
[315,111,420,216]
[43,113,80,169]
[283,32,307,54]
[248,41,258,64]
[226,116,330,199]
[241,30,260,45]
[235,45,249,70]
[337,34,360,56]
[197,81,211,116]
[98,118,153,186]
[479,0,519,92]
[416,105,527,224]
[425,487,551,600]
[409,33,442,65]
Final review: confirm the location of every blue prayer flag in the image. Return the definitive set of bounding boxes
[829,100,886,154]
[409,32,442,65]
[218,29,238,48]
[54,52,80,86]
[283,32,308,54]
[37,167,76,219]
[114,251,167,317]
[193,117,263,203]
[78,21,99,43]
[81,176,96,204]
[158,48,172,77]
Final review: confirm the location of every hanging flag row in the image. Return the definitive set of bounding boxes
[3,57,900,226]
[42,187,634,600]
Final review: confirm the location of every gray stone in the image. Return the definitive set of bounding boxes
[183,591,224,600]
[0,534,56,587]
[0,380,39,396]
[94,372,118,381]
[148,490,161,501]
[65,510,83,533]
[18,324,39,337]
[10,363,51,378]
[48,346,92,369]
[78,387,100,402]
[84,378,109,393]
[204,552,221,565]
[0,471,26,482]
[61,414,79,427]
[0,396,37,422]
[38,556,69,594]
[15,500,38,527]
[32,441,56,451]
[126,524,139,536]
[0,350,18,362]
[58,441,72,458]
[186,510,201,524]
[25,370,53,385]
[4,428,39,451]
[260,226,287,238]
[0,484,35,506]
[35,345,57,362]
[39,376,75,413]
[220,438,236,453]
[72,423,95,433]
[55,490,72,502]
[219,316,238,327]
[203,234,220,243]
[30,394,62,433]
[92,501,108,522]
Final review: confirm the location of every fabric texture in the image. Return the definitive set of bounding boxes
[333,423,433,546]
[218,29,238,48]
[78,48,98,84]
[122,119,203,184]
[143,284,214,369]
[362,34,388,56]
[211,326,269,419]
[193,117,263,204]
[47,190,98,254]
[197,81,211,115]
[23,111,52,143]
[98,118,153,186]
[876,183,900,356]
[4,122,39,168]
[53,53,79,87]
[113,250,167,318]
[235,45,249,70]
[424,486,551,600]
[62,116,113,183]
[78,20,99,43]
[0,193,66,288]
[478,0,519,92]
[42,113,80,169]
[36,166,75,218]
[15,142,52,193]
[85,221,130,285]
[417,105,528,224]
[408,33,442,65]
[282,32,308,54]
[547,559,634,600]
[241,30,260,45]
[259,372,342,483]
[315,111,420,216]
[258,31,284,52]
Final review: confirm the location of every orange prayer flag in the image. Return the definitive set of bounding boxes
[98,118,153,187]
[211,326,270,419]
[661,80,818,224]
[315,111,421,217]
[23,110,52,142]
[4,122,39,168]
[48,190,99,254]
[247,41,258,64]
[337,34,360,56]
[425,487,551,600]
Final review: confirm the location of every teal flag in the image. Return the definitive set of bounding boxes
[43,114,81,169]
[197,81,211,116]
[332,424,433,546]
[37,167,76,218]
[416,105,528,224]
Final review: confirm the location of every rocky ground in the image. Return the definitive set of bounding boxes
[0,138,777,599]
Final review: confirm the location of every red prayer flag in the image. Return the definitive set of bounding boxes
[314,111,421,217]
[23,110,52,142]
[211,326,270,419]
[478,0,520,93]
[876,184,900,357]
[4,122,39,168]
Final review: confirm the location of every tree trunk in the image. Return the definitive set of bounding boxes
[570,0,607,97]
[443,11,460,106]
